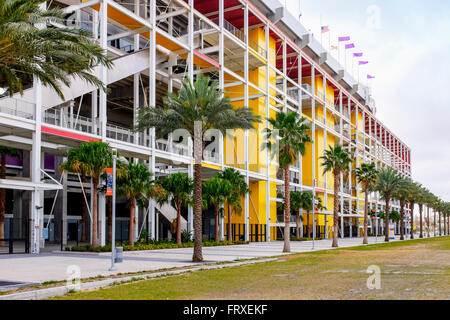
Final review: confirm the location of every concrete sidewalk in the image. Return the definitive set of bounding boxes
[0,235,424,284]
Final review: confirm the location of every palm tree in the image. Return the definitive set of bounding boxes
[203,177,233,242]
[0,147,20,246]
[354,163,377,244]
[424,191,436,238]
[406,181,421,240]
[374,167,402,242]
[62,141,112,247]
[264,111,311,253]
[60,148,93,243]
[135,74,260,262]
[289,191,304,240]
[392,177,413,241]
[320,144,352,248]
[436,199,443,236]
[217,168,249,242]
[416,186,428,239]
[117,162,153,246]
[158,173,193,244]
[390,210,401,234]
[0,0,112,98]
[300,192,313,238]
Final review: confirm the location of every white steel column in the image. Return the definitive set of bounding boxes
[148,0,157,240]
[31,78,43,254]
[265,22,271,242]
[244,2,249,242]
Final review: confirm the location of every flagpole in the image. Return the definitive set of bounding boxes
[320,14,323,46]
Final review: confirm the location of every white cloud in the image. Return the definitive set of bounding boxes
[285,0,450,200]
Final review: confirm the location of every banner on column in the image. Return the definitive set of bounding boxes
[389,223,395,240]
[106,168,113,196]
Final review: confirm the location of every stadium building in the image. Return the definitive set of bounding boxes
[0,0,411,254]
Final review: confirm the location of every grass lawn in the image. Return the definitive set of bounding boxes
[54,236,450,300]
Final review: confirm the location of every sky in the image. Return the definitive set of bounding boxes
[283,0,450,202]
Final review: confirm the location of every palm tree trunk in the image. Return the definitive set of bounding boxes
[214,205,219,242]
[108,196,112,243]
[81,176,87,242]
[434,209,436,237]
[419,205,423,238]
[363,186,369,244]
[427,207,430,238]
[92,178,99,247]
[439,211,441,236]
[176,201,182,244]
[129,197,135,246]
[296,213,300,240]
[384,196,390,242]
[0,156,6,247]
[192,126,203,262]
[227,204,232,242]
[400,200,405,241]
[410,201,415,240]
[283,166,291,253]
[307,213,311,238]
[193,162,203,261]
[332,169,340,248]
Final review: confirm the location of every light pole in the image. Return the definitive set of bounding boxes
[312,179,316,250]
[109,149,117,271]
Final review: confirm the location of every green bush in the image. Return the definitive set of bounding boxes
[66,240,248,252]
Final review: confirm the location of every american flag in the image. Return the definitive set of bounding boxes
[330,45,338,50]
[321,26,330,33]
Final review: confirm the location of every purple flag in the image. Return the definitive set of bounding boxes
[345,43,355,49]
[359,61,368,65]
[338,36,350,42]
[353,53,363,57]
[367,75,375,79]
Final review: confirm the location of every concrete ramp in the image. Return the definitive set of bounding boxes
[155,202,187,231]
[0,48,166,111]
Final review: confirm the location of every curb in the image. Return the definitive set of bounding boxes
[0,258,277,300]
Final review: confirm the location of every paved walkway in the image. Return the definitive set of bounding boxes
[0,235,427,284]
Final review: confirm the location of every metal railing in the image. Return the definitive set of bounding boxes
[211,17,266,58]
[0,98,35,120]
[43,108,95,134]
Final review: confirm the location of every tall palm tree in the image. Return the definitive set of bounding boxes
[0,0,112,98]
[62,141,112,247]
[424,192,436,238]
[117,162,153,246]
[392,177,413,241]
[445,202,450,235]
[374,167,402,242]
[264,111,311,253]
[416,186,428,239]
[405,181,418,239]
[436,199,443,236]
[158,173,193,244]
[320,144,352,248]
[354,163,378,244]
[135,74,260,262]
[217,168,250,242]
[203,177,233,242]
[0,147,20,245]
